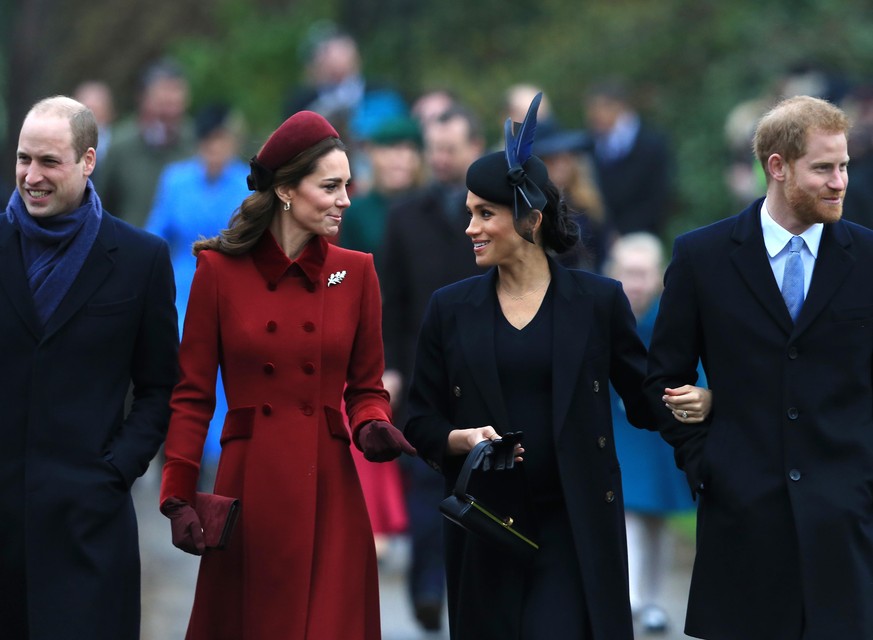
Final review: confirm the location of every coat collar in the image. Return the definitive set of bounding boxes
[0,214,119,341]
[454,257,593,439]
[42,214,118,340]
[0,218,41,339]
[730,198,854,336]
[251,231,328,286]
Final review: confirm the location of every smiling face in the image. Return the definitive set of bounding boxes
[465,192,533,267]
[276,148,351,238]
[780,130,848,229]
[16,112,95,218]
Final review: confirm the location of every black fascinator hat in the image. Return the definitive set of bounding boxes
[466,92,549,243]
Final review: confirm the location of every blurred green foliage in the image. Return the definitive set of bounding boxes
[168,0,873,237]
[5,0,873,237]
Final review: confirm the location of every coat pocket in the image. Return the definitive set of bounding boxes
[832,305,873,323]
[324,405,351,443]
[220,406,256,446]
[84,295,138,316]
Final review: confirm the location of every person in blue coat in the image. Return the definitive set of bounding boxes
[0,96,177,638]
[146,104,251,486]
[606,232,699,634]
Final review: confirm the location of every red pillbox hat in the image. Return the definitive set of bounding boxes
[247,111,339,191]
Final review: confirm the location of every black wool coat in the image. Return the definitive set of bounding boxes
[0,213,178,639]
[647,199,873,639]
[405,260,656,640]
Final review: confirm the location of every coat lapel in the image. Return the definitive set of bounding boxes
[793,220,854,335]
[0,220,42,339]
[550,262,592,440]
[456,269,513,431]
[729,204,795,335]
[42,215,117,341]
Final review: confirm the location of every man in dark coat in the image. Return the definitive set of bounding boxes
[378,104,484,630]
[0,96,178,639]
[585,78,673,237]
[647,95,873,639]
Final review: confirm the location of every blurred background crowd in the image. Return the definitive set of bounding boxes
[4,1,873,638]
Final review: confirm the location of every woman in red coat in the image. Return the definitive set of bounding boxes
[159,111,416,639]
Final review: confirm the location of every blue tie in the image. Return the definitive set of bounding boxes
[782,236,805,322]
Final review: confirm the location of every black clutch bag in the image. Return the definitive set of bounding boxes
[194,492,240,550]
[439,435,539,560]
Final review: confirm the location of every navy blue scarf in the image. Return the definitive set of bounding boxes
[6,180,103,326]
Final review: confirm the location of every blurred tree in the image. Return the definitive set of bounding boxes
[2,0,873,238]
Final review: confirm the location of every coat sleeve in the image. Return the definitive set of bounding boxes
[403,293,456,474]
[108,238,179,488]
[344,253,392,432]
[160,251,221,505]
[645,235,709,494]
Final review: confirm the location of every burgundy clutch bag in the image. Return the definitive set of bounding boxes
[194,492,240,550]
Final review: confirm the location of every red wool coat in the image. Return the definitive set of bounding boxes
[161,232,391,640]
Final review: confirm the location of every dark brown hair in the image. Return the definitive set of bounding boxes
[193,137,347,255]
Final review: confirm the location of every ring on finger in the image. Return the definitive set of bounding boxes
[681,410,688,419]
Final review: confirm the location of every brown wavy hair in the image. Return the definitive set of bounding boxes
[193,136,347,255]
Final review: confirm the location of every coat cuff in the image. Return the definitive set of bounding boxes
[160,459,200,506]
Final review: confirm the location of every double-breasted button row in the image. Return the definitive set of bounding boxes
[787,407,799,420]
[266,320,277,332]
[597,436,607,449]
[789,469,801,481]
[605,490,616,503]
[452,386,462,397]
[302,362,316,375]
[593,380,600,393]
[300,404,314,416]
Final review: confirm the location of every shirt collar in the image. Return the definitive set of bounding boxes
[251,231,328,286]
[760,198,823,258]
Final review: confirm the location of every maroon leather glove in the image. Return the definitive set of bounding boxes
[355,420,417,462]
[161,498,206,556]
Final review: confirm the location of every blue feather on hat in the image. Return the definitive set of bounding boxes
[503,92,547,216]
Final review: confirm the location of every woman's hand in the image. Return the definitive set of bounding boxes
[663,385,712,424]
[446,426,525,461]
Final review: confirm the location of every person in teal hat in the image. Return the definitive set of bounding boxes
[339,116,424,258]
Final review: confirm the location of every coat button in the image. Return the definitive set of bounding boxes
[789,469,801,481]
[262,403,273,416]
[787,346,799,359]
[605,490,615,503]
[787,407,799,420]
[593,380,600,393]
[263,363,275,374]
[597,436,607,449]
[303,321,315,332]
[266,320,277,332]
[302,362,316,375]
[267,282,277,291]
[452,385,462,397]
[301,404,314,416]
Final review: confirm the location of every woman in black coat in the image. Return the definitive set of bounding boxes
[403,94,710,639]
